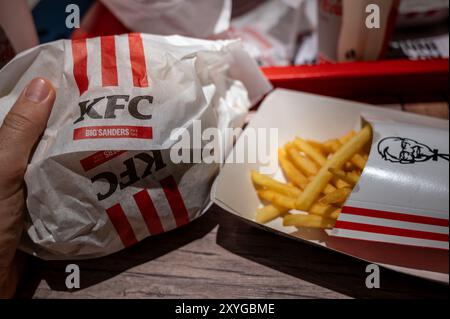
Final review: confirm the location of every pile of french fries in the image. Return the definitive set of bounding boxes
[251,125,372,229]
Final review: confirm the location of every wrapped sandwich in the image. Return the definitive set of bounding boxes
[0,33,271,259]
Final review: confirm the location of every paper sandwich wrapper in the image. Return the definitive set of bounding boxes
[211,89,449,284]
[100,0,231,38]
[0,33,272,260]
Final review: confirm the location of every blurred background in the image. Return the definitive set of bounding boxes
[1,0,448,65]
[0,0,449,117]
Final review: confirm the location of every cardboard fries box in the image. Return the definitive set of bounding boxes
[212,88,449,283]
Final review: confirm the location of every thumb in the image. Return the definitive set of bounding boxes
[0,78,55,189]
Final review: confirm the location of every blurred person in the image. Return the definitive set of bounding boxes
[0,0,39,67]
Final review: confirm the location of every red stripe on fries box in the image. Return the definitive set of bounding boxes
[106,204,138,247]
[73,126,152,140]
[334,221,449,242]
[133,189,164,235]
[101,36,119,86]
[80,150,126,172]
[342,206,449,227]
[128,33,149,87]
[72,38,89,95]
[160,176,190,227]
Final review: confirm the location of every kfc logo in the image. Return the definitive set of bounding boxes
[74,94,153,124]
[378,137,449,164]
[91,151,166,200]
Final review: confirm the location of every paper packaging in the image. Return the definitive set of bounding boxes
[0,33,272,259]
[218,0,306,66]
[99,0,231,38]
[212,89,449,283]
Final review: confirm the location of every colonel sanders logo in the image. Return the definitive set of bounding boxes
[377,137,449,164]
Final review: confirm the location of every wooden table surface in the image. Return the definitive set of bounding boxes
[16,205,448,299]
[15,103,449,299]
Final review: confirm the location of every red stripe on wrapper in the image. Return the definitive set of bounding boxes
[334,221,449,242]
[342,206,449,227]
[101,36,118,86]
[106,204,138,247]
[72,38,89,95]
[133,189,164,235]
[73,126,152,140]
[80,150,126,172]
[128,33,149,87]
[160,176,189,227]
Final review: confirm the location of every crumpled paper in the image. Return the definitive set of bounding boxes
[100,0,231,38]
[218,0,307,66]
[0,33,272,259]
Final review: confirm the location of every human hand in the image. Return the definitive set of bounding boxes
[0,78,55,298]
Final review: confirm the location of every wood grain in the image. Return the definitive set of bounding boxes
[16,206,448,299]
[403,102,449,119]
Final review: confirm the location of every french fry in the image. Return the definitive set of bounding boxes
[323,139,341,154]
[285,143,319,176]
[294,138,327,166]
[257,189,339,221]
[309,204,342,221]
[338,130,357,144]
[330,208,341,219]
[287,182,296,187]
[327,137,369,171]
[306,140,327,155]
[283,214,336,229]
[319,187,352,205]
[362,140,372,154]
[257,189,341,221]
[251,170,301,197]
[251,126,370,230]
[328,167,359,185]
[308,176,336,194]
[350,153,367,170]
[323,183,337,194]
[257,190,297,209]
[344,161,356,171]
[309,203,340,218]
[255,205,288,224]
[278,149,309,189]
[349,171,361,182]
[295,125,372,211]
[331,176,351,189]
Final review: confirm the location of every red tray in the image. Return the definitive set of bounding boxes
[262,60,449,104]
[73,2,449,106]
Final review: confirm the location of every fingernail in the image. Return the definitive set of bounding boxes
[24,78,51,103]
